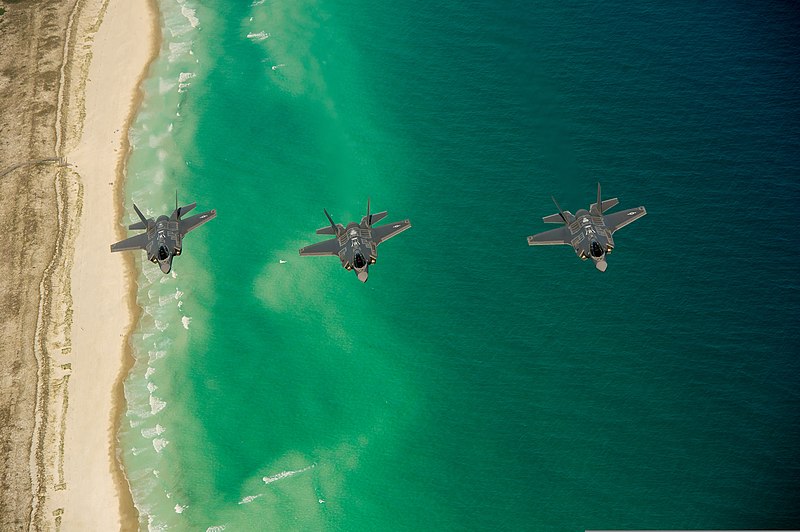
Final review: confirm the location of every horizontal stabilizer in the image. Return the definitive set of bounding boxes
[173,202,196,220]
[542,211,573,224]
[316,225,338,235]
[128,221,147,230]
[591,198,619,214]
[602,198,619,211]
[363,211,388,226]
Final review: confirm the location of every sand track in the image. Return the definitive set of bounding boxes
[0,0,154,529]
[0,2,80,528]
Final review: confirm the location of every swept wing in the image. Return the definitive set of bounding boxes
[527,226,570,246]
[110,233,149,253]
[179,210,217,236]
[603,206,647,234]
[299,239,341,256]
[372,220,411,245]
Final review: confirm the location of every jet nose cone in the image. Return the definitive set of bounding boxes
[357,271,369,283]
[160,261,172,274]
[595,260,608,272]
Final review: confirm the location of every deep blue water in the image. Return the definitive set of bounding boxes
[120,0,800,529]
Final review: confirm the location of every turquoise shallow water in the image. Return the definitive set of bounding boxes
[119,0,800,530]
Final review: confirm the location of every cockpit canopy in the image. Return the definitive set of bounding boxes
[158,245,170,261]
[590,241,604,258]
[353,253,366,269]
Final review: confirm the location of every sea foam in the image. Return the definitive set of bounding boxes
[148,350,166,364]
[141,424,166,439]
[169,41,192,63]
[149,395,166,415]
[238,494,263,505]
[247,31,270,42]
[180,5,200,29]
[262,464,314,485]
[178,72,196,93]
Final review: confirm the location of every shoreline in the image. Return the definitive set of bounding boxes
[111,0,163,525]
[110,0,163,526]
[33,0,161,529]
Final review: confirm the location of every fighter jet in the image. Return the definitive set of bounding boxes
[299,199,411,282]
[527,183,646,271]
[110,195,216,274]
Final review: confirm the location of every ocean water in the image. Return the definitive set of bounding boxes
[119,0,800,530]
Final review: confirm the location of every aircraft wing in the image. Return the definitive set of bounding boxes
[110,233,148,252]
[299,239,341,256]
[603,206,646,234]
[372,219,411,245]
[179,209,217,236]
[527,227,570,246]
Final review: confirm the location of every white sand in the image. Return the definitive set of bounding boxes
[41,0,157,529]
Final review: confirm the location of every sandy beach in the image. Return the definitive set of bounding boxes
[0,0,156,529]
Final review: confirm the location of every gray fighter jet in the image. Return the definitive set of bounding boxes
[299,200,411,282]
[111,196,216,274]
[527,183,646,271]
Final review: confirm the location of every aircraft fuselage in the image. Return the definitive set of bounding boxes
[147,215,182,273]
[567,209,614,271]
[338,222,377,282]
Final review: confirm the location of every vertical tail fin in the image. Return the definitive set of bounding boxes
[324,209,339,235]
[366,197,371,226]
[551,196,570,224]
[590,182,618,215]
[173,190,180,219]
[596,182,602,214]
[133,203,149,226]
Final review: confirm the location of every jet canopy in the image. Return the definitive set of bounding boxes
[158,245,170,261]
[354,252,367,269]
